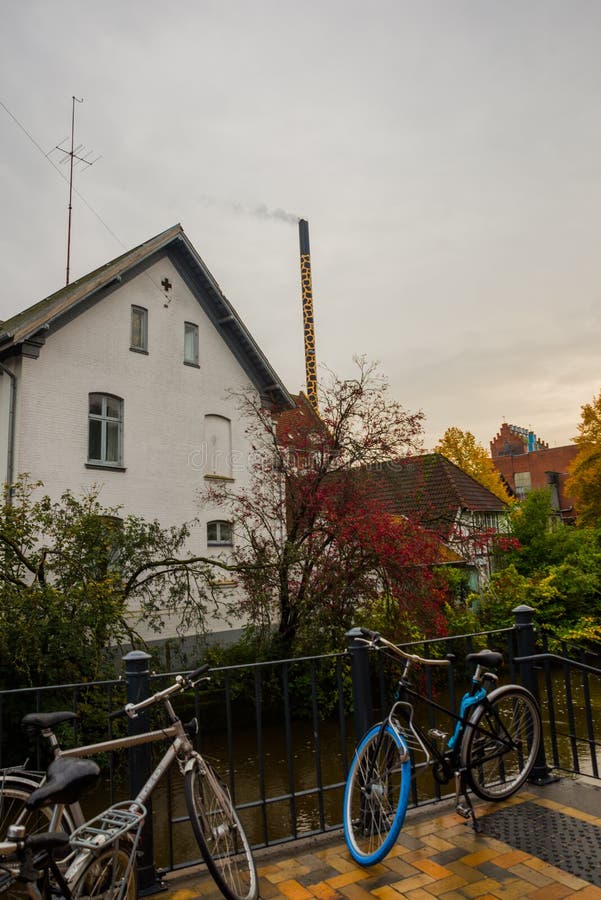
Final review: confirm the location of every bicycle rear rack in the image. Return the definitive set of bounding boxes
[69,802,147,851]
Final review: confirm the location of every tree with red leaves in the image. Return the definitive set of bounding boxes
[201,359,448,654]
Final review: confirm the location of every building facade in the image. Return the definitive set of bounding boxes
[0,225,293,649]
[490,423,578,522]
[365,453,510,589]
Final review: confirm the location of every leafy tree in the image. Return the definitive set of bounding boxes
[502,488,592,575]
[567,389,601,526]
[435,427,510,501]
[469,564,530,632]
[0,477,233,688]
[201,358,449,654]
[472,488,601,642]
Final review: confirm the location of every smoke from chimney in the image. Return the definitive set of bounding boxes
[198,193,299,225]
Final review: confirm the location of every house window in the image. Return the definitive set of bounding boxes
[207,520,233,546]
[204,414,233,478]
[184,322,199,365]
[514,471,532,499]
[88,394,123,466]
[131,306,148,352]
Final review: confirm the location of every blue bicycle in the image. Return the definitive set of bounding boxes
[343,628,542,865]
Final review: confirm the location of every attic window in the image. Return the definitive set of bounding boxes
[184,322,199,366]
[131,306,148,353]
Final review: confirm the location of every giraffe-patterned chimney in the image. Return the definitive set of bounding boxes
[298,219,319,413]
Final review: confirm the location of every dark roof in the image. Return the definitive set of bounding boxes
[274,391,324,443]
[363,453,508,534]
[0,224,294,410]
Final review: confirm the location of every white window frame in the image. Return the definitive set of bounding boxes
[184,322,199,366]
[130,306,148,352]
[88,394,124,467]
[514,471,532,499]
[207,520,233,546]
[204,414,233,478]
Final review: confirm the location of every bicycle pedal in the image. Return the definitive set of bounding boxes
[427,729,448,741]
[456,804,472,819]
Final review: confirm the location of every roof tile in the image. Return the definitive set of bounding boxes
[361,453,508,534]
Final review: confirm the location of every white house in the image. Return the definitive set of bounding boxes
[0,224,294,651]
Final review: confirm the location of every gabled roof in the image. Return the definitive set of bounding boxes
[364,453,508,534]
[274,391,324,444]
[0,224,294,409]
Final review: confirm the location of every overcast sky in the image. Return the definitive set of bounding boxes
[2,0,600,450]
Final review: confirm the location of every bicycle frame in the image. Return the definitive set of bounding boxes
[55,701,196,834]
[391,662,516,769]
[388,676,486,766]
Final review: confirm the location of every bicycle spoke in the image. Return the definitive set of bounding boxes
[343,724,411,865]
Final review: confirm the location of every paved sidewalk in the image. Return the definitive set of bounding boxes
[163,776,601,899]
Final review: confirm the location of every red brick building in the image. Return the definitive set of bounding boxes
[490,423,578,523]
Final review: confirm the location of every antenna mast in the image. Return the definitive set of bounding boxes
[52,96,100,285]
[65,95,81,286]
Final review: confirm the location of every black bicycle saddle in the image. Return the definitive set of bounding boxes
[22,711,78,730]
[466,649,503,669]
[26,757,100,810]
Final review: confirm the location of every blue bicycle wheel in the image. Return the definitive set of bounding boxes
[343,723,411,865]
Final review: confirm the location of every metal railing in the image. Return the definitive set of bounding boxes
[515,627,601,781]
[1,605,599,887]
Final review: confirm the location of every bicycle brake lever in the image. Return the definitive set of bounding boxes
[189,675,211,689]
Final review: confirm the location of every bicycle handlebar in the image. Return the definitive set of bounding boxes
[187,664,211,683]
[355,628,451,668]
[110,664,211,720]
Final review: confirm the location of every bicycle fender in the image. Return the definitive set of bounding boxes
[184,757,196,774]
[184,754,207,774]
[0,771,46,787]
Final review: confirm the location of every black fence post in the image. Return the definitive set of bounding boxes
[513,605,556,785]
[346,628,374,743]
[123,651,165,895]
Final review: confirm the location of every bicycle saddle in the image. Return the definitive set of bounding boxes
[26,757,100,810]
[22,711,78,729]
[466,649,503,669]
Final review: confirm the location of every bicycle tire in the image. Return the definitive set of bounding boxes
[461,684,542,801]
[70,840,137,900]
[0,776,76,840]
[184,756,258,900]
[343,723,411,866]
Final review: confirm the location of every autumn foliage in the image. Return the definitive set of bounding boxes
[435,426,510,502]
[567,389,601,526]
[201,359,449,653]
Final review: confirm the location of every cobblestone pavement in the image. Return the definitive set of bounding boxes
[163,780,601,899]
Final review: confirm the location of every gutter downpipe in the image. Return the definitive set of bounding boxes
[0,361,16,496]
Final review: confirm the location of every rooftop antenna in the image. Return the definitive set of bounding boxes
[50,96,101,285]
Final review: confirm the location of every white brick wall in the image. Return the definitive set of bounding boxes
[4,256,263,642]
